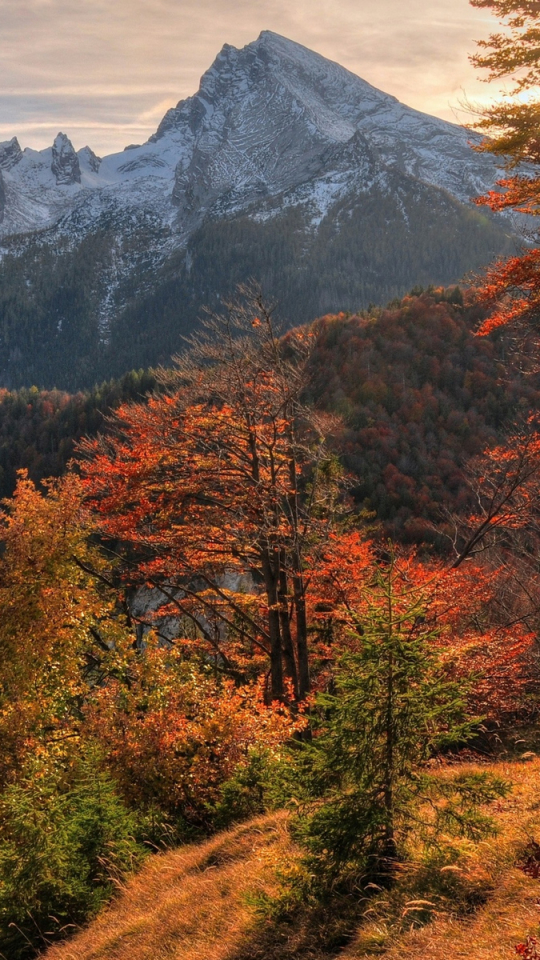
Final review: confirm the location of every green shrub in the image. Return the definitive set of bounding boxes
[211,750,269,830]
[0,754,146,958]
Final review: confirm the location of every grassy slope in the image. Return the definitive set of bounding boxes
[43,813,294,960]
[44,760,540,960]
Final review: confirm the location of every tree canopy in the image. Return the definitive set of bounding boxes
[471,0,540,335]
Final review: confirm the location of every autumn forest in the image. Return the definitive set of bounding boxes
[4,2,540,959]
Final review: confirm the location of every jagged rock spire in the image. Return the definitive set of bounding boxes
[51,133,81,185]
[0,138,22,171]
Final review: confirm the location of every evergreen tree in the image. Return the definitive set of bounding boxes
[292,554,507,891]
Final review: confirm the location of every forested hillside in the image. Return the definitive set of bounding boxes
[1,289,535,544]
[0,368,156,499]
[0,193,513,389]
[307,287,539,540]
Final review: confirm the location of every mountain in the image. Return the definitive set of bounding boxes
[0,32,517,389]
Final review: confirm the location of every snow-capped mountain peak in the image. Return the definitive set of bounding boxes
[0,33,518,389]
[0,31,502,241]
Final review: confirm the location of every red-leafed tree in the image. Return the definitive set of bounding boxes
[309,532,535,721]
[470,1,540,341]
[429,5,540,681]
[449,418,540,656]
[79,288,345,703]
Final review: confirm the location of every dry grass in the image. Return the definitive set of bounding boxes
[43,812,296,960]
[43,759,540,960]
[345,758,540,959]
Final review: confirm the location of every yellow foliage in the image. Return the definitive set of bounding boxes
[0,471,127,780]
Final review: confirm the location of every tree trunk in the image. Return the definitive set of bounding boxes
[293,573,310,700]
[278,559,299,699]
[261,550,284,701]
[383,641,397,863]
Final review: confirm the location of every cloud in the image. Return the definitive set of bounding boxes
[0,0,502,155]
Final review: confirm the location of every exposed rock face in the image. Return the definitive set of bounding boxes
[170,37,344,230]
[0,171,5,223]
[78,145,101,174]
[0,32,507,241]
[160,30,500,226]
[51,133,81,185]
[0,137,22,171]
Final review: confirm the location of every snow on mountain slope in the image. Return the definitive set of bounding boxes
[0,30,502,245]
[0,31,518,391]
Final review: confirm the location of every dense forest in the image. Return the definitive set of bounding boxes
[0,288,535,544]
[0,176,514,389]
[0,368,157,501]
[307,287,540,540]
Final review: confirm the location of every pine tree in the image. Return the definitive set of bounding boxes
[292,553,507,891]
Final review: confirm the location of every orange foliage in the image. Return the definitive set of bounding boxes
[0,470,301,832]
[0,471,124,780]
[79,298,342,704]
[81,377,535,719]
[470,1,540,337]
[86,640,302,823]
[309,532,535,718]
[475,250,540,336]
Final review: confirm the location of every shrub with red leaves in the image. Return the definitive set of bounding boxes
[516,937,540,959]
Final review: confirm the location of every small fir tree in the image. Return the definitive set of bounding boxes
[0,753,145,959]
[292,553,508,892]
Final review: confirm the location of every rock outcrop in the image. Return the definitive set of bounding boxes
[0,137,22,171]
[51,133,81,185]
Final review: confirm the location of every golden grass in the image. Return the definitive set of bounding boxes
[44,812,296,960]
[43,759,540,960]
[345,758,540,959]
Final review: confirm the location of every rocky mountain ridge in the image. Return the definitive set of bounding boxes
[0,31,503,240]
[0,32,518,388]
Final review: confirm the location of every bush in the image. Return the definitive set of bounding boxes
[211,750,270,830]
[0,754,146,958]
[86,646,299,830]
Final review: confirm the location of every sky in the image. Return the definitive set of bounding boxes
[0,0,501,158]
